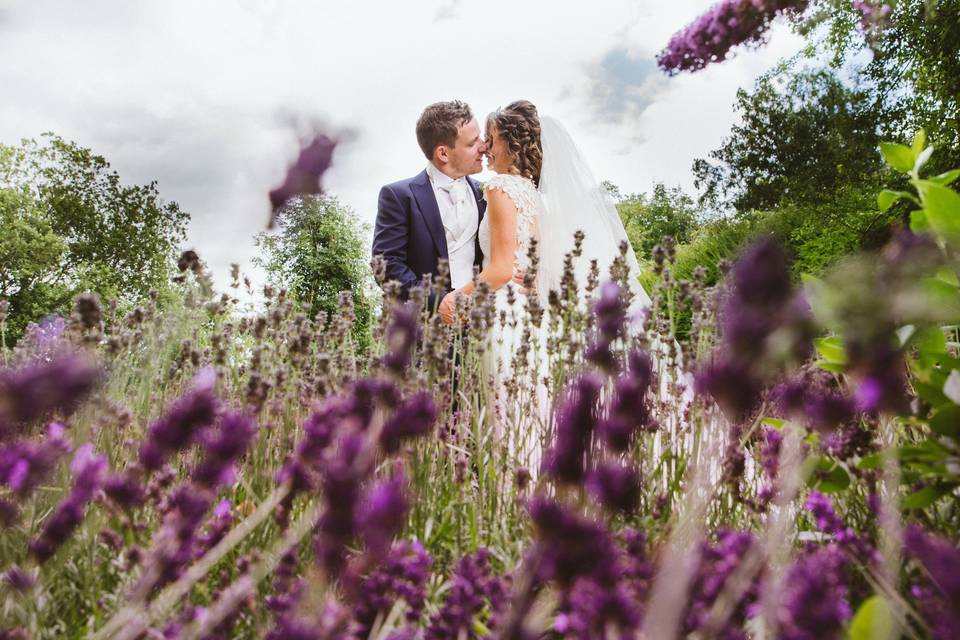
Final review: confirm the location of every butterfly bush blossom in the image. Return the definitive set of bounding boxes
[657,0,810,74]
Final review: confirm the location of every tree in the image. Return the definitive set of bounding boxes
[0,134,189,343]
[802,0,960,172]
[692,68,886,214]
[254,195,373,346]
[617,183,701,259]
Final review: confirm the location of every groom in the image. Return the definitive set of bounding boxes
[372,101,487,313]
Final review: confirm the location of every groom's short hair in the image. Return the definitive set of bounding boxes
[416,101,473,160]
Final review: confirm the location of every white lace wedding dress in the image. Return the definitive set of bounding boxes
[478,173,548,460]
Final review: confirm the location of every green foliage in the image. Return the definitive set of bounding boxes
[617,182,700,260]
[254,194,374,349]
[0,134,188,342]
[805,0,960,173]
[693,68,886,214]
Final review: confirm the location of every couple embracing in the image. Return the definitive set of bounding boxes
[372,99,651,386]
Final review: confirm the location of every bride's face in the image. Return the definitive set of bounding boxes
[484,124,513,174]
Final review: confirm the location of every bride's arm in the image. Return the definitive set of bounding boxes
[438,188,517,323]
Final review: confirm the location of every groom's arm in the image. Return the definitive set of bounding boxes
[373,184,420,294]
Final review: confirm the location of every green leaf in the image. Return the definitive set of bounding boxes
[918,181,960,242]
[849,595,895,640]
[858,453,884,470]
[902,484,955,510]
[910,209,930,234]
[930,405,960,437]
[810,458,850,493]
[930,169,960,186]
[880,142,916,172]
[814,336,847,365]
[815,360,847,374]
[762,417,786,430]
[912,129,927,155]
[877,190,915,212]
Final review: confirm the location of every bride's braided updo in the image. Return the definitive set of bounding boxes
[487,100,543,187]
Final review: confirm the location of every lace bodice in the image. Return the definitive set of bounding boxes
[479,173,545,275]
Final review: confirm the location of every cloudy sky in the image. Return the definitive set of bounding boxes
[0,0,805,292]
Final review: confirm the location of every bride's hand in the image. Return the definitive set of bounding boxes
[439,291,458,325]
[511,269,531,296]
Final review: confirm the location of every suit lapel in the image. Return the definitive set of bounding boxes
[467,176,486,222]
[411,170,448,258]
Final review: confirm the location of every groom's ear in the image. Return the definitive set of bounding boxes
[434,144,449,165]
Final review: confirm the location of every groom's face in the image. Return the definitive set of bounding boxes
[437,119,485,178]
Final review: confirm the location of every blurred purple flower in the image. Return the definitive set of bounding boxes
[425,548,506,640]
[593,281,626,343]
[658,0,810,74]
[684,529,758,636]
[528,496,621,587]
[0,354,99,441]
[357,472,409,557]
[695,360,762,422]
[759,427,782,481]
[903,526,960,639]
[600,350,654,452]
[0,422,70,496]
[192,412,258,489]
[269,134,337,227]
[139,368,219,472]
[587,462,641,513]
[103,469,147,510]
[354,539,432,635]
[381,303,419,376]
[542,373,602,484]
[778,545,851,640]
[380,392,436,454]
[28,444,106,563]
[2,565,34,592]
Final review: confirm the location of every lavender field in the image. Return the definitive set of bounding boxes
[2,0,960,638]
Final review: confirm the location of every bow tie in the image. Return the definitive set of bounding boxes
[439,179,470,204]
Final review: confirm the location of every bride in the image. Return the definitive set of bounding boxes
[437,100,652,438]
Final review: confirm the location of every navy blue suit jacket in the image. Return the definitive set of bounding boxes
[372,169,486,309]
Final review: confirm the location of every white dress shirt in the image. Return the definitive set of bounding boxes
[425,163,479,289]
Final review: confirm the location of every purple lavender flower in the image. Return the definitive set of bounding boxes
[557,577,640,638]
[357,472,409,557]
[759,426,782,481]
[195,499,233,557]
[695,359,762,421]
[2,565,35,592]
[353,539,432,636]
[541,373,602,484]
[191,412,258,489]
[586,462,641,513]
[424,548,505,640]
[903,526,960,639]
[380,392,436,454]
[778,545,851,640]
[381,303,419,376]
[599,350,654,452]
[28,444,106,562]
[593,281,626,343]
[684,529,758,637]
[657,0,810,74]
[527,496,621,587]
[315,433,367,578]
[269,134,337,226]
[139,368,218,472]
[103,469,147,509]
[0,422,70,496]
[0,355,99,441]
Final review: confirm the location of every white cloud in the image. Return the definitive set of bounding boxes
[0,0,806,293]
